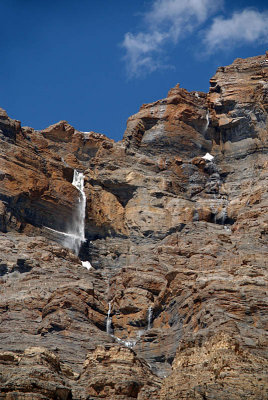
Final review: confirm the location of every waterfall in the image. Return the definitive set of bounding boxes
[44,169,87,255]
[105,301,137,348]
[64,170,86,255]
[147,306,153,330]
[221,207,227,225]
[204,110,210,131]
[106,302,112,335]
[218,206,227,225]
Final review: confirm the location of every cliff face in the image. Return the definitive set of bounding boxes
[0,53,267,399]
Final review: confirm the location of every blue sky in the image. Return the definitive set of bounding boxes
[0,0,267,141]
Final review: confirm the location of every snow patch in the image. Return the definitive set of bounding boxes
[202,152,214,161]
[82,261,92,270]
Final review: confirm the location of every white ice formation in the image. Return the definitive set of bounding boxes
[202,152,214,161]
[114,336,137,349]
[82,261,92,270]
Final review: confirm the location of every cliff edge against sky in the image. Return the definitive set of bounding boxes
[0,53,267,399]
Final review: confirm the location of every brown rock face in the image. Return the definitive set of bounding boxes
[0,53,267,399]
[0,347,72,400]
[208,53,268,157]
[78,345,161,399]
[123,84,211,158]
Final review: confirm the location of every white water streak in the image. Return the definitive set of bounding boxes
[106,302,112,335]
[44,226,80,240]
[204,110,210,131]
[147,306,153,330]
[63,170,86,254]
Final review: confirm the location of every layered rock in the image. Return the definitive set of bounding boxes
[77,345,161,399]
[0,116,113,234]
[0,53,267,399]
[124,84,211,158]
[0,347,72,400]
[208,53,268,157]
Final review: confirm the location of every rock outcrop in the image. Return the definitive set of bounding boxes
[0,53,267,399]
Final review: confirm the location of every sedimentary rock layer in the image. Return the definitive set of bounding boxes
[0,53,267,399]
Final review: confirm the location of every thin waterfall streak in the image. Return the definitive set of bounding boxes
[106,302,112,335]
[204,110,210,132]
[44,227,81,240]
[147,306,153,330]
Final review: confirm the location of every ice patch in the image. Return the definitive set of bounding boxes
[82,261,92,270]
[202,152,214,161]
[114,336,137,348]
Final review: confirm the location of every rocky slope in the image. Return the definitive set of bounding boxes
[0,53,267,399]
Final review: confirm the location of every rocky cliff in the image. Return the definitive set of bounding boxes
[0,53,267,399]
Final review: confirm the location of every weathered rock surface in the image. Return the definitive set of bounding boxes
[0,347,72,400]
[0,53,267,399]
[77,345,161,399]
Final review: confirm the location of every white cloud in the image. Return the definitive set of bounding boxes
[146,0,222,30]
[122,0,222,77]
[122,31,167,77]
[204,9,268,51]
